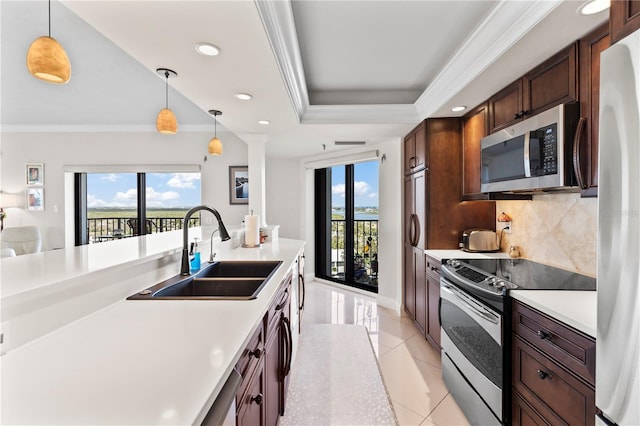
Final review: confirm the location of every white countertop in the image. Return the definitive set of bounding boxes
[1,234,305,425]
[424,249,510,261]
[510,290,596,338]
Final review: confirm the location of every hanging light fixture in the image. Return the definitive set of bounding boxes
[208,110,223,155]
[26,0,71,84]
[156,68,178,134]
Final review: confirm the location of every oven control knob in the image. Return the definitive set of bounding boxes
[486,277,497,286]
[448,260,460,268]
[495,281,506,289]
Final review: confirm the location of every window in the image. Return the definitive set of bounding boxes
[315,161,379,292]
[75,171,201,245]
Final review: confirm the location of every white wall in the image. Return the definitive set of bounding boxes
[0,131,249,250]
[297,140,403,313]
[265,156,301,239]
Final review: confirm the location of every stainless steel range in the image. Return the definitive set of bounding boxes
[439,258,596,425]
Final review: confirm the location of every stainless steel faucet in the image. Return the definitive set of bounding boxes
[210,229,219,262]
[180,205,230,275]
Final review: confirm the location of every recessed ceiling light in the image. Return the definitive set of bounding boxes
[195,42,221,56]
[451,106,467,112]
[577,0,610,15]
[234,93,253,101]
[258,120,270,125]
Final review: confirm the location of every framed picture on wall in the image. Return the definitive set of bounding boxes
[229,165,249,205]
[26,163,44,186]
[27,187,44,211]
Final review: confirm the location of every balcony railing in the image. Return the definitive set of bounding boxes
[87,216,200,243]
[330,219,378,286]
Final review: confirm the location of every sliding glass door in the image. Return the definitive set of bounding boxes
[315,161,379,293]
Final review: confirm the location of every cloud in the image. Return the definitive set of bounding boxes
[167,173,201,189]
[114,188,138,202]
[87,194,108,208]
[100,173,120,182]
[146,187,180,201]
[332,183,346,198]
[354,181,372,197]
[368,192,378,198]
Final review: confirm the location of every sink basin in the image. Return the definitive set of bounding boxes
[127,260,283,300]
[196,260,282,279]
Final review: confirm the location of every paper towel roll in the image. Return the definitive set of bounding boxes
[244,215,260,246]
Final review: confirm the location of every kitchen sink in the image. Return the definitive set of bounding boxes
[127,260,283,300]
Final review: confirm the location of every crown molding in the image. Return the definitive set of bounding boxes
[414,0,561,119]
[0,124,221,133]
[303,104,420,124]
[255,0,309,123]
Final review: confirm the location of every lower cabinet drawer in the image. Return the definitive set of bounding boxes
[513,336,595,426]
[512,390,551,426]
[236,324,265,402]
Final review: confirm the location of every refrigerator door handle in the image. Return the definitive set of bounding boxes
[596,411,618,426]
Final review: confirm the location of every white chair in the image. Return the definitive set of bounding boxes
[1,248,16,258]
[0,226,42,255]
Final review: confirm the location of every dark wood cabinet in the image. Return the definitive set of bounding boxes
[414,253,427,334]
[237,362,266,426]
[524,42,578,116]
[578,23,610,197]
[462,103,490,200]
[611,0,640,44]
[404,121,427,175]
[512,301,596,426]
[489,79,524,133]
[425,255,441,349]
[488,43,578,134]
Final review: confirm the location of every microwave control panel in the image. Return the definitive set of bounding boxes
[530,123,558,176]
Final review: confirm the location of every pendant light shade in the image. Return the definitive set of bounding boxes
[208,110,223,155]
[27,1,71,84]
[156,68,178,134]
[157,108,178,134]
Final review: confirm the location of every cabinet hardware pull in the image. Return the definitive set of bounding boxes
[299,274,305,312]
[250,393,263,405]
[514,112,521,120]
[572,117,588,190]
[537,369,551,380]
[249,347,263,358]
[537,330,551,340]
[276,290,288,310]
[430,266,440,273]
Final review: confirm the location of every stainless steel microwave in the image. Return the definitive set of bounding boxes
[480,103,580,193]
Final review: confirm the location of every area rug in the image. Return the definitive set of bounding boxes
[280,324,398,426]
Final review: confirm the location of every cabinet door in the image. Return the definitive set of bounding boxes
[462,103,489,200]
[611,0,640,44]
[426,273,441,350]
[578,23,610,197]
[404,131,416,174]
[523,42,578,116]
[237,365,265,426]
[403,245,416,319]
[413,122,427,172]
[264,329,280,426]
[489,79,523,133]
[414,252,426,335]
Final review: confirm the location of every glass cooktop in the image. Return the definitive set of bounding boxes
[462,258,596,291]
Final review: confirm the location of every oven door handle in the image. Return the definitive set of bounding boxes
[441,282,499,325]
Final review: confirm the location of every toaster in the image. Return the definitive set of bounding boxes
[462,229,499,252]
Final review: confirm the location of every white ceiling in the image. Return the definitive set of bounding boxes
[1,0,607,158]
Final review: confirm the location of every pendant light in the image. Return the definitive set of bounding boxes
[156,68,178,134]
[26,0,71,84]
[208,110,223,155]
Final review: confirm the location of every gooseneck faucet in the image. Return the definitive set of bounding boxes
[180,205,230,275]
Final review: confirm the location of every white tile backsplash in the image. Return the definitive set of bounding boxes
[497,193,597,276]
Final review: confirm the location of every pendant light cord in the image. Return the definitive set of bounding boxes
[214,114,217,137]
[48,0,51,37]
[164,71,169,109]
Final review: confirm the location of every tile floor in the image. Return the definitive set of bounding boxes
[300,280,471,426]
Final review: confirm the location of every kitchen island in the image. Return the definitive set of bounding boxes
[1,230,305,425]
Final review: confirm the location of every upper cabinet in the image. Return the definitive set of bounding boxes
[404,121,427,175]
[610,0,640,44]
[462,103,489,200]
[578,23,610,197]
[488,43,578,134]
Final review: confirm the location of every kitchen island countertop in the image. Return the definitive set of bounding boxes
[1,234,305,425]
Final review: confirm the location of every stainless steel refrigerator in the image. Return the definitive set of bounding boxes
[597,28,640,426]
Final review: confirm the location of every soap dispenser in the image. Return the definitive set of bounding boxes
[190,237,201,273]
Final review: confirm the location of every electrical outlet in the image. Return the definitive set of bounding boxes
[499,221,512,234]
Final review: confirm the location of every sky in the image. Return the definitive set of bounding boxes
[331,161,379,208]
[87,173,201,208]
